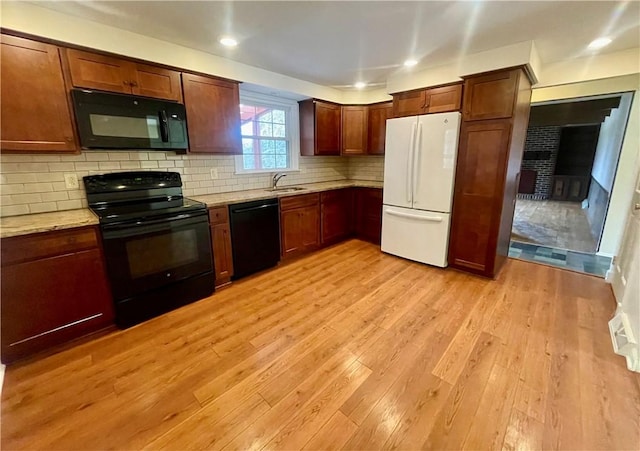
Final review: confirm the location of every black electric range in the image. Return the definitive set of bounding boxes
[84,171,214,328]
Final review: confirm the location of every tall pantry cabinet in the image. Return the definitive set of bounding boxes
[448,68,532,278]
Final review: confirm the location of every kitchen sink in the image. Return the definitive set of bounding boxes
[265,187,307,193]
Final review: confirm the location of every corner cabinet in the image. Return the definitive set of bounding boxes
[0,34,78,153]
[1,226,114,363]
[448,68,531,278]
[299,99,341,156]
[182,74,242,154]
[209,206,234,287]
[280,194,320,259]
[392,83,462,118]
[367,102,393,155]
[321,189,353,245]
[341,106,368,155]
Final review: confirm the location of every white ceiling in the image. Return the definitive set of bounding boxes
[33,1,640,89]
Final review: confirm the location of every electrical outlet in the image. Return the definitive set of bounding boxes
[64,173,79,189]
[210,168,219,180]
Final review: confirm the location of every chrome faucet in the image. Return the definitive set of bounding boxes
[272,173,287,189]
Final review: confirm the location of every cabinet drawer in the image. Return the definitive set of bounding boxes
[280,193,320,211]
[208,206,229,225]
[1,227,99,266]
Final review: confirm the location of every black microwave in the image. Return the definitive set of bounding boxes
[71,89,188,150]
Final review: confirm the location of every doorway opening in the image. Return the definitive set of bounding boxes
[509,93,634,277]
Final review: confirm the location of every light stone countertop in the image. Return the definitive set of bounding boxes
[0,180,383,238]
[0,209,99,239]
[190,179,383,207]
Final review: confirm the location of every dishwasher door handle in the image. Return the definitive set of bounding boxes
[232,203,277,214]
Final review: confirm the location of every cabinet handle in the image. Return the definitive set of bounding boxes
[130,81,138,87]
[123,80,131,86]
[64,136,74,142]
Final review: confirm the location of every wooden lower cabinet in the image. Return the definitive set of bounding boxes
[209,206,234,287]
[280,194,320,259]
[354,187,383,244]
[321,189,353,245]
[1,226,114,363]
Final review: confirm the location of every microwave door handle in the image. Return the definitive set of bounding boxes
[159,110,169,142]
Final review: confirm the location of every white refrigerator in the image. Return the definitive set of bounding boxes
[381,112,461,267]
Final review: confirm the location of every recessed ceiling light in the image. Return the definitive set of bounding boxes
[404,59,418,67]
[219,37,238,47]
[354,81,367,89]
[588,37,612,50]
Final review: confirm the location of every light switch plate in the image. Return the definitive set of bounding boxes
[64,173,79,189]
[210,168,219,180]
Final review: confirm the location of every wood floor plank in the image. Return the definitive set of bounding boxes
[2,240,636,451]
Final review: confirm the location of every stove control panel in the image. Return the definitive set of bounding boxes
[84,171,182,194]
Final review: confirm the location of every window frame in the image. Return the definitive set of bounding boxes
[234,91,300,175]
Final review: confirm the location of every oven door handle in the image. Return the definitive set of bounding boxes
[159,110,170,142]
[102,213,206,237]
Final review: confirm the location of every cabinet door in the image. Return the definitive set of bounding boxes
[315,101,341,155]
[355,188,383,244]
[182,73,242,154]
[367,102,392,155]
[392,89,426,118]
[132,63,183,102]
[321,189,352,245]
[426,84,462,114]
[211,223,234,285]
[301,205,320,251]
[281,208,303,258]
[448,120,512,276]
[66,48,134,94]
[341,106,367,155]
[0,35,77,152]
[463,71,518,121]
[1,248,114,363]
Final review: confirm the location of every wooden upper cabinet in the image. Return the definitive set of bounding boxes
[300,99,341,156]
[392,89,426,118]
[182,73,242,154]
[392,84,462,118]
[367,101,392,155]
[425,84,462,114]
[341,106,367,155]
[0,35,77,153]
[66,49,133,94]
[131,63,182,102]
[462,71,518,121]
[66,49,182,101]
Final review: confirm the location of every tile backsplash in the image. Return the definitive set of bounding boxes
[0,152,384,217]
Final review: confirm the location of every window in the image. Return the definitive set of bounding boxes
[235,91,299,174]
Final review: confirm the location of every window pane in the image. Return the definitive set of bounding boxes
[242,138,254,154]
[259,122,272,137]
[261,154,276,169]
[272,109,286,124]
[275,140,287,154]
[258,110,272,122]
[273,124,286,138]
[241,121,254,136]
[240,105,257,121]
[243,154,256,170]
[260,139,275,154]
[275,154,288,168]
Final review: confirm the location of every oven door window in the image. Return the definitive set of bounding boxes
[102,215,213,301]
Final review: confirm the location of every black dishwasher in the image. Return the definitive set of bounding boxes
[229,198,280,279]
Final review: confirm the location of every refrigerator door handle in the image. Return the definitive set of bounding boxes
[385,208,444,222]
[413,123,423,203]
[407,123,417,203]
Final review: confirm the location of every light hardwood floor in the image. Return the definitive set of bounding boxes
[2,239,639,450]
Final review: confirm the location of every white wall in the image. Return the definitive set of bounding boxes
[592,93,634,193]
